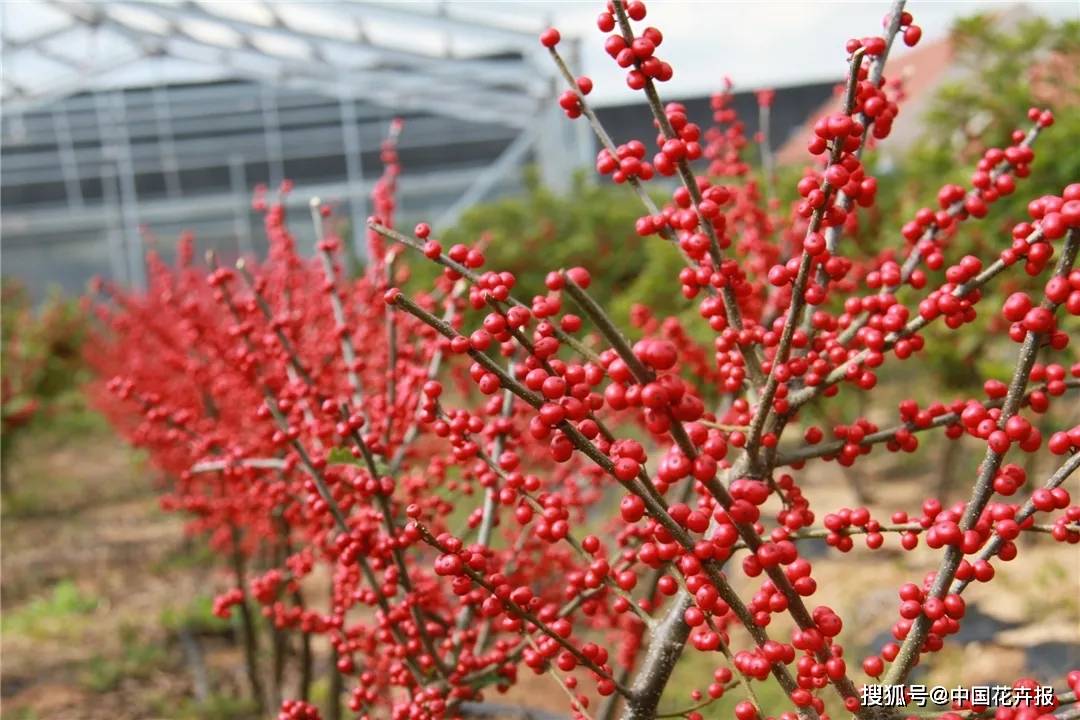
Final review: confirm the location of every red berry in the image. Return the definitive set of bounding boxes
[734,701,759,720]
[540,28,561,47]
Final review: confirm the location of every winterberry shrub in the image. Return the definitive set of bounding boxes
[87,2,1080,720]
[2,279,89,496]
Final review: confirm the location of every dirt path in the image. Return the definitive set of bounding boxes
[1,424,258,720]
[2,418,1076,720]
[0,423,568,720]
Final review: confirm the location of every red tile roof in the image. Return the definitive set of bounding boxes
[775,35,954,167]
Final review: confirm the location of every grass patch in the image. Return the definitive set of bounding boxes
[1024,558,1079,619]
[309,676,330,709]
[27,390,110,439]
[152,538,216,574]
[158,694,260,720]
[6,709,43,720]
[80,624,170,693]
[1,580,99,639]
[661,647,795,718]
[160,595,231,636]
[1,402,148,518]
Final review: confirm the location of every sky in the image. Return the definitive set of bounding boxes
[1,1,1076,109]
[474,1,1079,104]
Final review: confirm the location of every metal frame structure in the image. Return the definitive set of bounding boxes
[1,1,593,292]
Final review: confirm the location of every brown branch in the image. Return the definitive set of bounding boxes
[412,522,634,698]
[882,228,1079,686]
[389,290,819,719]
[368,221,599,363]
[774,379,1080,466]
[836,121,1046,347]
[952,451,1080,594]
[745,46,866,462]
[622,592,692,720]
[821,0,907,258]
[610,0,767,386]
[787,223,1051,412]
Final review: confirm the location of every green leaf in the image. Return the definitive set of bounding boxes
[326,447,390,476]
[326,447,363,467]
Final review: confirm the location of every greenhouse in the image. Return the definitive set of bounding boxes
[3,3,1077,720]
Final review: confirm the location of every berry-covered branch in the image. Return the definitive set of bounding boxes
[84,5,1080,719]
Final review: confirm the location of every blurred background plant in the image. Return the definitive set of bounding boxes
[430,10,1080,504]
[884,13,1079,392]
[1,7,1078,719]
[442,13,1080,346]
[1,279,92,498]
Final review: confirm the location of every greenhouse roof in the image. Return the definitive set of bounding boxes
[1,1,558,127]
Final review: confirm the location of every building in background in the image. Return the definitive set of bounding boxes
[776,35,955,169]
[1,1,591,296]
[1,2,831,299]
[776,6,1077,170]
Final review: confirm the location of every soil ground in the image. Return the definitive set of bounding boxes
[1,412,1077,720]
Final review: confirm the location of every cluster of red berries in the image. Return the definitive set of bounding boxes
[84,3,1080,719]
[211,588,246,619]
[597,3,672,90]
[278,700,322,720]
[596,140,655,183]
[704,80,754,179]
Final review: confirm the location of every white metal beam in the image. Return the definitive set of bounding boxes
[1,117,519,184]
[435,119,541,230]
[2,48,149,112]
[1,165,508,239]
[111,1,546,93]
[4,0,552,130]
[16,0,544,113]
[326,2,541,45]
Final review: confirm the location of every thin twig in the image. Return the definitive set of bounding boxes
[744,46,866,463]
[883,228,1079,686]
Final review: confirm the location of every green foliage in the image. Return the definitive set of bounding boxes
[80,624,169,693]
[160,595,232,636]
[326,446,384,471]
[6,709,42,720]
[308,676,331,711]
[327,446,394,481]
[923,14,1079,164]
[165,694,260,720]
[888,13,1080,391]
[435,14,1077,403]
[153,538,217,574]
[1,280,92,484]
[1,281,89,407]
[908,13,1079,229]
[439,168,687,326]
[1021,557,1080,620]
[326,446,362,466]
[1,579,99,639]
[660,651,805,719]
